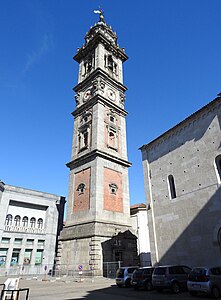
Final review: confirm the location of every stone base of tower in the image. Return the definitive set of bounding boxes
[56,221,138,276]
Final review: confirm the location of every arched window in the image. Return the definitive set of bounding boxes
[109,183,118,195]
[215,155,221,183]
[107,55,114,71]
[5,214,12,226]
[77,183,85,195]
[109,131,116,149]
[22,216,28,227]
[37,218,43,229]
[168,175,177,199]
[30,217,36,228]
[14,215,21,227]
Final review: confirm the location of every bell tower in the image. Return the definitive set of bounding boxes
[59,11,136,274]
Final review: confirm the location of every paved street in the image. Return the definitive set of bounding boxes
[0,276,211,300]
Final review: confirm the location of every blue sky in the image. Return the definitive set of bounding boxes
[1,0,221,207]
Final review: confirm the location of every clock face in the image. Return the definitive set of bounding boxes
[107,89,116,101]
[83,89,92,101]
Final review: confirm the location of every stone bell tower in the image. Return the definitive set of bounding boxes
[58,11,136,274]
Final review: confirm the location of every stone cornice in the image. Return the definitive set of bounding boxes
[64,219,132,228]
[59,219,132,241]
[72,94,128,118]
[4,184,61,201]
[66,149,132,169]
[73,67,127,93]
[140,96,221,152]
[74,33,128,63]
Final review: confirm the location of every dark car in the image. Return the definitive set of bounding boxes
[116,266,138,287]
[152,265,192,293]
[187,267,221,298]
[131,267,154,290]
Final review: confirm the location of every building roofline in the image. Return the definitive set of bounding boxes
[139,94,221,151]
[130,203,146,210]
[4,183,63,200]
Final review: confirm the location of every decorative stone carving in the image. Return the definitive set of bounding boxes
[100,79,105,91]
[92,77,105,95]
[80,110,92,126]
[74,93,80,106]
[120,93,126,105]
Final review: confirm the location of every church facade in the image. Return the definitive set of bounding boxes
[140,95,221,266]
[58,12,137,274]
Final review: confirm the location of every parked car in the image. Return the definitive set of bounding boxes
[152,265,192,293]
[116,266,138,287]
[187,267,221,298]
[131,267,154,290]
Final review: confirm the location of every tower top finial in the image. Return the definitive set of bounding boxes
[94,7,105,23]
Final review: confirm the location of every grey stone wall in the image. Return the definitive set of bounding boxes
[141,97,221,266]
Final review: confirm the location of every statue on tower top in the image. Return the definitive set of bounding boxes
[94,7,105,23]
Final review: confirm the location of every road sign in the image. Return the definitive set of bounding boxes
[78,264,83,270]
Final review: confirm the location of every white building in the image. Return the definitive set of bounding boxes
[0,181,65,276]
[130,204,151,266]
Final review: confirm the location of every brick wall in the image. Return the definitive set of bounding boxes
[73,168,91,212]
[103,167,123,212]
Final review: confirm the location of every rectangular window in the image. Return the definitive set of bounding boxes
[37,240,45,246]
[35,250,43,265]
[24,249,32,265]
[0,248,8,267]
[14,238,22,244]
[1,238,10,244]
[26,239,34,245]
[11,249,20,266]
[168,175,177,199]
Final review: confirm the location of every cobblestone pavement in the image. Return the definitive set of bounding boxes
[0,277,211,300]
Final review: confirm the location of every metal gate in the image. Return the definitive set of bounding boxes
[103,261,122,279]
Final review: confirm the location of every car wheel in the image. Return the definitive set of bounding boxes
[211,286,220,299]
[189,291,197,296]
[171,282,180,294]
[116,283,122,288]
[145,281,153,291]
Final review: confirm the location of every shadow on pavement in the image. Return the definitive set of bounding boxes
[64,284,212,300]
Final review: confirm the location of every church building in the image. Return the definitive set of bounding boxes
[140,94,221,266]
[58,11,137,274]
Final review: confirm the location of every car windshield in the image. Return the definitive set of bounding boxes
[144,268,153,275]
[128,268,137,274]
[191,268,207,276]
[133,269,143,276]
[210,268,221,275]
[154,267,166,275]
